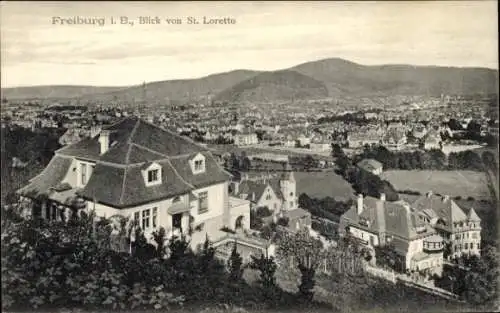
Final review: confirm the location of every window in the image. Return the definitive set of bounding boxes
[266,194,271,200]
[152,207,157,228]
[147,169,159,183]
[290,192,293,196]
[464,243,468,249]
[477,243,480,249]
[142,209,150,229]
[134,212,140,225]
[80,163,87,185]
[198,191,208,214]
[191,154,206,174]
[194,160,204,171]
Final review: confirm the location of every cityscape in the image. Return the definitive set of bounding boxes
[1,2,499,313]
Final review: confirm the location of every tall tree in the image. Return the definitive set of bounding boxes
[277,229,324,301]
[249,254,277,290]
[227,242,243,281]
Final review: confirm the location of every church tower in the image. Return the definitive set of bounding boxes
[280,163,297,211]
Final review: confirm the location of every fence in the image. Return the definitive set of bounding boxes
[280,253,364,277]
[364,264,396,283]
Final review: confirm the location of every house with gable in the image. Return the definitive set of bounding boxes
[411,192,481,259]
[340,194,445,275]
[18,116,256,251]
[357,158,383,175]
[230,168,311,231]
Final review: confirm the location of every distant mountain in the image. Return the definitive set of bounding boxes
[292,58,499,97]
[2,58,498,103]
[214,70,329,103]
[1,85,128,100]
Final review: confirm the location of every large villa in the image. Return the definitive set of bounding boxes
[18,116,271,256]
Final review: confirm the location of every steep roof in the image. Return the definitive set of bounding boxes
[340,196,386,235]
[467,207,481,221]
[411,194,468,230]
[17,155,73,197]
[25,116,231,208]
[58,116,206,164]
[340,197,435,254]
[357,158,383,172]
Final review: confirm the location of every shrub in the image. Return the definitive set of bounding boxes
[256,206,272,218]
[228,243,244,281]
[277,217,289,227]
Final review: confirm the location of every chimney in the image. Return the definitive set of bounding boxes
[98,130,110,155]
[357,194,363,215]
[90,125,102,138]
[426,191,433,198]
[442,195,450,202]
[232,181,239,195]
[380,193,386,201]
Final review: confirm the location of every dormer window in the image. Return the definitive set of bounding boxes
[195,160,204,171]
[148,169,159,183]
[190,153,206,174]
[142,162,162,187]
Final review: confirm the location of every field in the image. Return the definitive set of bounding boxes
[381,170,491,200]
[295,170,355,201]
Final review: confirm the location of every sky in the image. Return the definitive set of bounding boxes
[1,1,498,87]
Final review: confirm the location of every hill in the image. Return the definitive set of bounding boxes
[292,58,499,97]
[214,70,329,103]
[1,85,128,100]
[2,58,498,103]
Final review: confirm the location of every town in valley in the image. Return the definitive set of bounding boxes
[1,2,498,313]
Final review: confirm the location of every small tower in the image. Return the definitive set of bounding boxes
[280,163,297,211]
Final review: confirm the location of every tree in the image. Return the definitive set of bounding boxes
[168,234,191,265]
[227,242,243,281]
[249,254,277,290]
[331,144,344,158]
[277,217,289,227]
[240,156,251,172]
[336,154,351,176]
[198,235,216,272]
[151,227,167,259]
[277,229,324,301]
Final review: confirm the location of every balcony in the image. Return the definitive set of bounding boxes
[423,235,444,253]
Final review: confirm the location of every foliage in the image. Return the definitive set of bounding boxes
[435,245,498,306]
[277,216,289,227]
[350,168,399,201]
[249,254,278,290]
[151,227,167,258]
[298,193,352,222]
[277,229,325,301]
[228,242,244,281]
[374,242,404,272]
[355,145,487,171]
[255,206,272,218]
[250,210,264,230]
[1,213,184,311]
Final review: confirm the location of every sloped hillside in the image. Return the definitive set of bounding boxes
[292,58,499,97]
[80,70,260,103]
[1,85,128,100]
[214,70,329,103]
